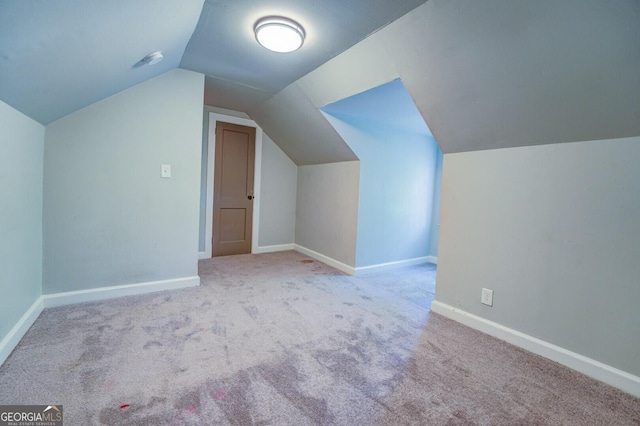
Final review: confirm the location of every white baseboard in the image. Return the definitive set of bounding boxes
[355,256,432,275]
[254,243,295,254]
[198,251,209,260]
[1,276,201,367]
[0,296,44,366]
[426,255,438,265]
[42,276,201,308]
[431,301,640,398]
[294,244,355,275]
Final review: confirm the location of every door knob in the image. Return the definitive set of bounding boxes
[248,195,254,200]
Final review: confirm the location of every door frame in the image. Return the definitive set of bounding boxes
[202,112,263,258]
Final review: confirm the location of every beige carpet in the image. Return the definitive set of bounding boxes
[1,250,638,425]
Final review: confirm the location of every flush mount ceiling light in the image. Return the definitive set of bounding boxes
[254,16,305,53]
[141,51,164,65]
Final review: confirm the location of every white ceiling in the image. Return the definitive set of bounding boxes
[250,83,358,165]
[1,0,638,162]
[0,0,427,124]
[184,0,428,112]
[0,0,205,124]
[292,0,640,156]
[392,0,640,153]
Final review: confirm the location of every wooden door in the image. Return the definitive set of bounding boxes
[212,122,256,256]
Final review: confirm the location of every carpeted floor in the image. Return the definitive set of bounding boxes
[1,251,638,425]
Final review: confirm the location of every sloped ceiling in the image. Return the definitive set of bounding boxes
[296,0,640,154]
[385,0,640,152]
[182,0,428,113]
[0,0,427,126]
[1,0,638,159]
[249,83,357,165]
[0,0,205,124]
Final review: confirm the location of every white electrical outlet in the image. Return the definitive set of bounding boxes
[481,288,494,306]
[161,164,171,178]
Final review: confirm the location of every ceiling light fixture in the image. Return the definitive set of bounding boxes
[141,51,164,65]
[254,16,305,53]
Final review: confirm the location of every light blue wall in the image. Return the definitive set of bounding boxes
[321,79,441,268]
[0,100,44,341]
[324,115,439,267]
[43,70,204,293]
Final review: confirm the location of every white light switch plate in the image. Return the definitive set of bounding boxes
[161,164,171,178]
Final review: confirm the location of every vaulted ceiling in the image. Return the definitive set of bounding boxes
[0,0,205,124]
[1,0,639,164]
[0,0,426,124]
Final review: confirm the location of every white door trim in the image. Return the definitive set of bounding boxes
[205,113,263,258]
